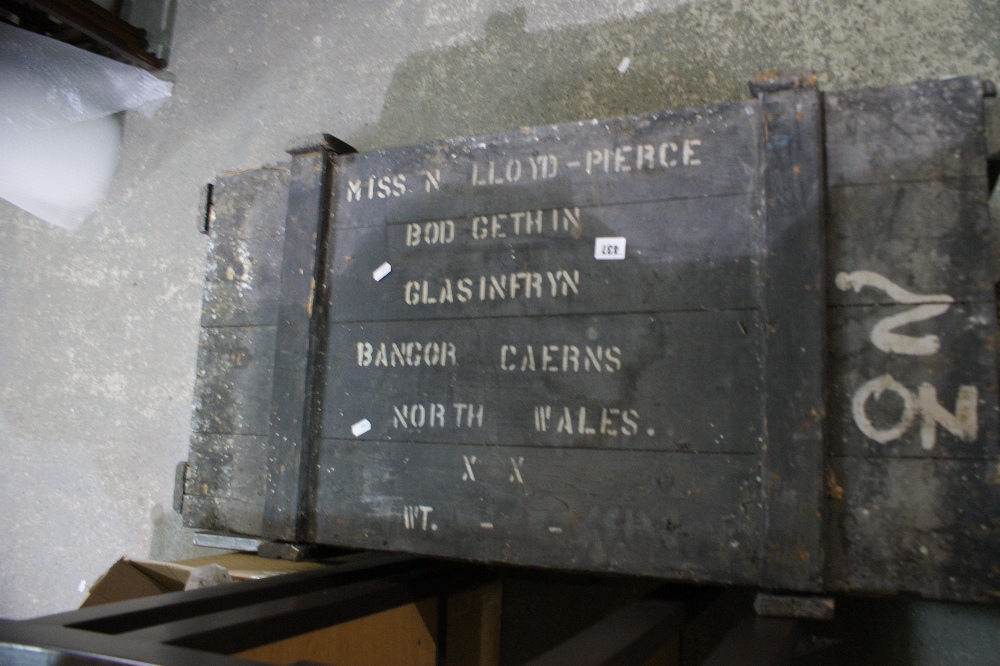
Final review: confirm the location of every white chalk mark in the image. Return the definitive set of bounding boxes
[351,418,372,437]
[595,237,626,260]
[480,522,494,529]
[916,383,978,450]
[548,526,563,534]
[462,455,477,481]
[372,262,392,282]
[835,271,952,305]
[871,304,952,355]
[851,374,978,450]
[851,375,916,444]
[835,270,954,356]
[617,57,631,74]
[566,161,581,168]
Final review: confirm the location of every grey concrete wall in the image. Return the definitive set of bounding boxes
[0,0,998,646]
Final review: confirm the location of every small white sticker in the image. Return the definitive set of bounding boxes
[617,57,631,74]
[372,262,392,282]
[351,418,372,437]
[595,237,626,260]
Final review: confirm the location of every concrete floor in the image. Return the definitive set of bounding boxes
[0,0,998,641]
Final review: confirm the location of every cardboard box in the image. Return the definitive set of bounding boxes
[81,552,325,607]
[80,553,501,665]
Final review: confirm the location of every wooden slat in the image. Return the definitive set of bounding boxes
[824,77,999,600]
[262,135,354,543]
[314,441,762,584]
[755,81,827,591]
[322,311,763,452]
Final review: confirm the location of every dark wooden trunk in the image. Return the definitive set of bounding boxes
[182,75,1000,602]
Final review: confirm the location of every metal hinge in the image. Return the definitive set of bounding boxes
[199,182,214,234]
[172,461,189,514]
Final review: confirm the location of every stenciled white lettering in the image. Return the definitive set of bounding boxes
[356,341,458,367]
[392,402,483,429]
[405,220,455,247]
[581,139,702,174]
[404,270,579,306]
[534,405,641,436]
[402,505,435,530]
[500,344,621,372]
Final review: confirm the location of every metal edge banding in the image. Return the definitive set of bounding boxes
[756,83,827,590]
[262,134,356,543]
[193,532,263,552]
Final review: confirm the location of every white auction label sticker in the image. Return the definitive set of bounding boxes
[351,418,372,437]
[594,237,626,260]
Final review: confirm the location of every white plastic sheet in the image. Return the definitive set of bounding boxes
[0,23,173,229]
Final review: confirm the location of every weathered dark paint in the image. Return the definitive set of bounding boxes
[823,77,999,602]
[824,78,985,187]
[314,441,761,583]
[332,101,758,229]
[313,93,773,585]
[827,182,993,305]
[200,166,290,328]
[328,195,760,323]
[182,75,1000,602]
[755,82,827,591]
[182,495,264,537]
[186,434,267,501]
[262,136,354,543]
[322,312,763,452]
[190,325,276,436]
[828,303,1000,459]
[827,456,1000,602]
[183,167,292,536]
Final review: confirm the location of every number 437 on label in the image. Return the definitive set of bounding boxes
[594,237,626,260]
